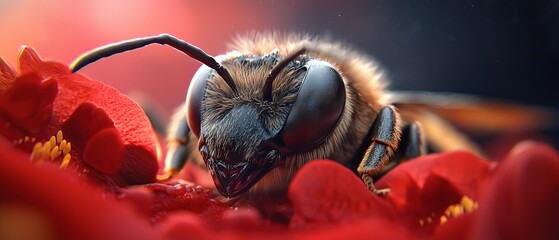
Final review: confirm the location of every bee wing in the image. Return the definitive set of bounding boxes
[389,91,558,133]
[388,91,559,154]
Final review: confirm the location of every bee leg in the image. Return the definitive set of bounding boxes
[358,106,402,195]
[397,122,426,161]
[371,122,426,179]
[157,105,196,181]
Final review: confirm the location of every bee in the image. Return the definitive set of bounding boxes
[70,33,555,198]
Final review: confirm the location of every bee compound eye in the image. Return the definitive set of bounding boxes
[278,60,346,152]
[186,65,213,138]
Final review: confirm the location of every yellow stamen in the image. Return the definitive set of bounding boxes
[419,219,424,226]
[56,130,63,143]
[49,146,60,160]
[63,142,71,155]
[59,140,67,153]
[30,143,43,161]
[461,196,478,213]
[27,130,73,169]
[41,142,51,158]
[48,136,56,150]
[439,196,478,225]
[32,142,42,153]
[449,205,464,217]
[60,154,71,169]
[24,136,30,142]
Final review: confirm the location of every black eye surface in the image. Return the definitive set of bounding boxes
[185,65,213,138]
[278,60,346,152]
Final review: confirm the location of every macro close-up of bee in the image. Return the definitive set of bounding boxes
[2,1,559,239]
[69,33,556,199]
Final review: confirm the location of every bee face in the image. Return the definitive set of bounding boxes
[185,51,346,197]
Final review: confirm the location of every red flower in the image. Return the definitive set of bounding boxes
[0,47,158,187]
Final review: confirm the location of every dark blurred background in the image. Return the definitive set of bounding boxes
[1,0,557,121]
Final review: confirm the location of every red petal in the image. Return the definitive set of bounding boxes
[20,78,58,133]
[16,47,158,185]
[18,46,42,75]
[0,73,57,134]
[473,142,559,240]
[0,73,42,119]
[434,212,477,240]
[0,57,16,90]
[378,151,492,214]
[62,102,116,149]
[120,183,228,224]
[57,70,158,184]
[39,78,58,107]
[288,160,396,227]
[295,218,415,240]
[0,140,160,240]
[83,128,125,174]
[161,212,212,240]
[417,174,462,217]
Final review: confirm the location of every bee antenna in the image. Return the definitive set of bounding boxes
[70,34,237,93]
[262,46,307,102]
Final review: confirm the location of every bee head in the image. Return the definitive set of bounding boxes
[187,47,346,197]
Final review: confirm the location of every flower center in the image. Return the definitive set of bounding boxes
[14,130,73,168]
[439,196,478,224]
[418,196,478,226]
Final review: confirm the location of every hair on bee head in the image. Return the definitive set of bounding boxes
[69,34,238,93]
[262,47,307,102]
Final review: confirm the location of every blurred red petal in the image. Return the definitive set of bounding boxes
[0,140,160,240]
[288,160,397,227]
[121,183,228,224]
[473,142,559,240]
[295,217,415,240]
[161,212,212,240]
[117,186,154,218]
[221,207,262,228]
[434,212,477,240]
